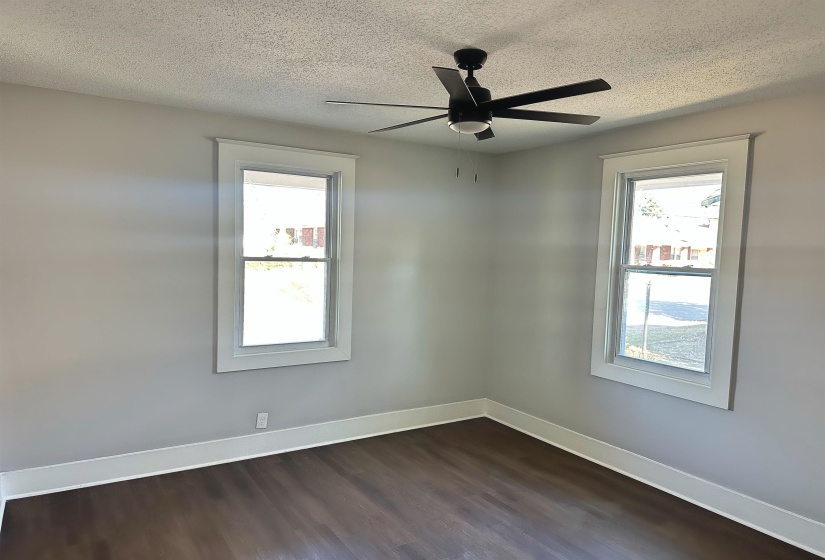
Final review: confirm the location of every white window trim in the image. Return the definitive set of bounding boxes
[591,135,751,409]
[216,139,357,372]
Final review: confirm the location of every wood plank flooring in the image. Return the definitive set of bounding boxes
[0,418,816,559]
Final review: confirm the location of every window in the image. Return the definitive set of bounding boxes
[241,171,331,347]
[591,136,750,408]
[216,140,356,372]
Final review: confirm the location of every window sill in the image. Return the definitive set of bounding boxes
[216,345,351,373]
[591,361,729,409]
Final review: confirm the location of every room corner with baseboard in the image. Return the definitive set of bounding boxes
[1,1,824,558]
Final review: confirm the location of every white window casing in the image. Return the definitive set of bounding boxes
[216,139,357,372]
[591,135,751,408]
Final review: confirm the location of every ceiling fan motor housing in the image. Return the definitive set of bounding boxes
[448,76,492,133]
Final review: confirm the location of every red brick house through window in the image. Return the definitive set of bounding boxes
[301,227,313,247]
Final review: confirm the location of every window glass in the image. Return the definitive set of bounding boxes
[242,171,327,258]
[626,173,722,268]
[241,170,330,347]
[618,271,711,372]
[243,262,327,346]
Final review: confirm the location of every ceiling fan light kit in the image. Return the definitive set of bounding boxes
[327,48,611,141]
[449,120,491,134]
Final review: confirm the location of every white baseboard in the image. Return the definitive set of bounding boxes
[0,399,486,501]
[485,399,825,558]
[1,397,822,558]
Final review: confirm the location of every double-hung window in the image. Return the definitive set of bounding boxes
[591,136,750,408]
[216,139,356,372]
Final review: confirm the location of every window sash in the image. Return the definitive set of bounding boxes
[609,172,724,379]
[611,266,716,379]
[621,174,722,269]
[243,256,330,263]
[234,169,341,354]
[619,264,715,275]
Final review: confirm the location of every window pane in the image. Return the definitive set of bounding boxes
[627,173,722,268]
[619,271,711,372]
[243,262,327,346]
[243,170,328,258]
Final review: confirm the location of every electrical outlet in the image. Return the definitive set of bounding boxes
[256,412,268,429]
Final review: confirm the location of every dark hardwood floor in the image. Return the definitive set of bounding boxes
[0,418,816,559]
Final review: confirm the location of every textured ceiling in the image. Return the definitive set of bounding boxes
[2,0,824,153]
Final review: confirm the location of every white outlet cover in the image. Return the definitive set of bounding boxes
[256,412,268,429]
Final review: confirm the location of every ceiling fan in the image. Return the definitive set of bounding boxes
[326,48,611,141]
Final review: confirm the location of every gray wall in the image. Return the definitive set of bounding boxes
[2,82,823,526]
[490,91,825,523]
[0,83,495,472]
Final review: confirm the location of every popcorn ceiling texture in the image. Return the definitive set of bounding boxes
[1,0,824,153]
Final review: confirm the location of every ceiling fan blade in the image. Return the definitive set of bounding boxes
[368,114,448,134]
[481,78,611,111]
[432,67,477,105]
[493,108,600,125]
[475,127,495,140]
[326,100,448,110]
